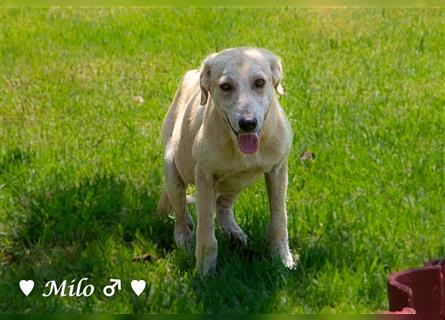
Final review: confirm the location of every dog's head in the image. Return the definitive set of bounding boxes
[199,48,284,155]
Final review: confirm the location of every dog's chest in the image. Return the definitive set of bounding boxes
[211,154,276,192]
[213,168,263,193]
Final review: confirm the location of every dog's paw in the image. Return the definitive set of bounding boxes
[217,216,248,244]
[196,250,217,276]
[226,227,248,244]
[174,225,193,249]
[270,243,295,269]
[282,253,295,269]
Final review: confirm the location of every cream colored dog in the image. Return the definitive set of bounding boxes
[157,47,294,275]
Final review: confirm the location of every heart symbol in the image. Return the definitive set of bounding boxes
[19,280,34,296]
[131,280,146,296]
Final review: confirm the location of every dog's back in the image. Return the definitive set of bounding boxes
[161,70,201,147]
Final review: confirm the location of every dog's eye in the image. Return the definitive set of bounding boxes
[255,79,265,88]
[220,83,232,92]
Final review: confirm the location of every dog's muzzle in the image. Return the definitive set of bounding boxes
[223,111,260,155]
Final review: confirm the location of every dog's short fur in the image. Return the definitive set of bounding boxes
[157,47,294,275]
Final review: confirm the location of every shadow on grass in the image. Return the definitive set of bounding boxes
[1,172,180,311]
[1,175,172,290]
[1,172,295,312]
[11,174,173,252]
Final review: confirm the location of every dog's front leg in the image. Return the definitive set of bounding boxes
[265,158,294,268]
[195,165,217,275]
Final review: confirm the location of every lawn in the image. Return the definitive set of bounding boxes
[0,8,444,313]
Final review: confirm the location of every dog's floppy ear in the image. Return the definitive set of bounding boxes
[199,54,215,106]
[264,50,284,96]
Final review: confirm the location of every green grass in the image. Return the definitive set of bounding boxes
[1,8,444,313]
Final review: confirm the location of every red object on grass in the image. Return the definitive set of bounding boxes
[386,257,445,319]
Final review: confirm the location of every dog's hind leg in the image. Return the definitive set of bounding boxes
[165,157,194,248]
[216,193,247,244]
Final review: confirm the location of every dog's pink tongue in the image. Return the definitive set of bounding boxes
[237,133,259,154]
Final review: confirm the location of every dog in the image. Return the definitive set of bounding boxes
[157,47,294,275]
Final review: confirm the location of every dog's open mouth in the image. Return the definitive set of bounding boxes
[237,132,259,154]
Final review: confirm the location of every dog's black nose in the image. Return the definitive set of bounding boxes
[238,117,258,132]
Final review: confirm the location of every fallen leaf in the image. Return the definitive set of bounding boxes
[132,95,145,105]
[300,151,316,161]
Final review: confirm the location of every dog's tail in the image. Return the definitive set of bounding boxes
[186,195,196,205]
[156,190,174,214]
[156,191,196,215]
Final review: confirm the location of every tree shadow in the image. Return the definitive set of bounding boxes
[1,173,183,312]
